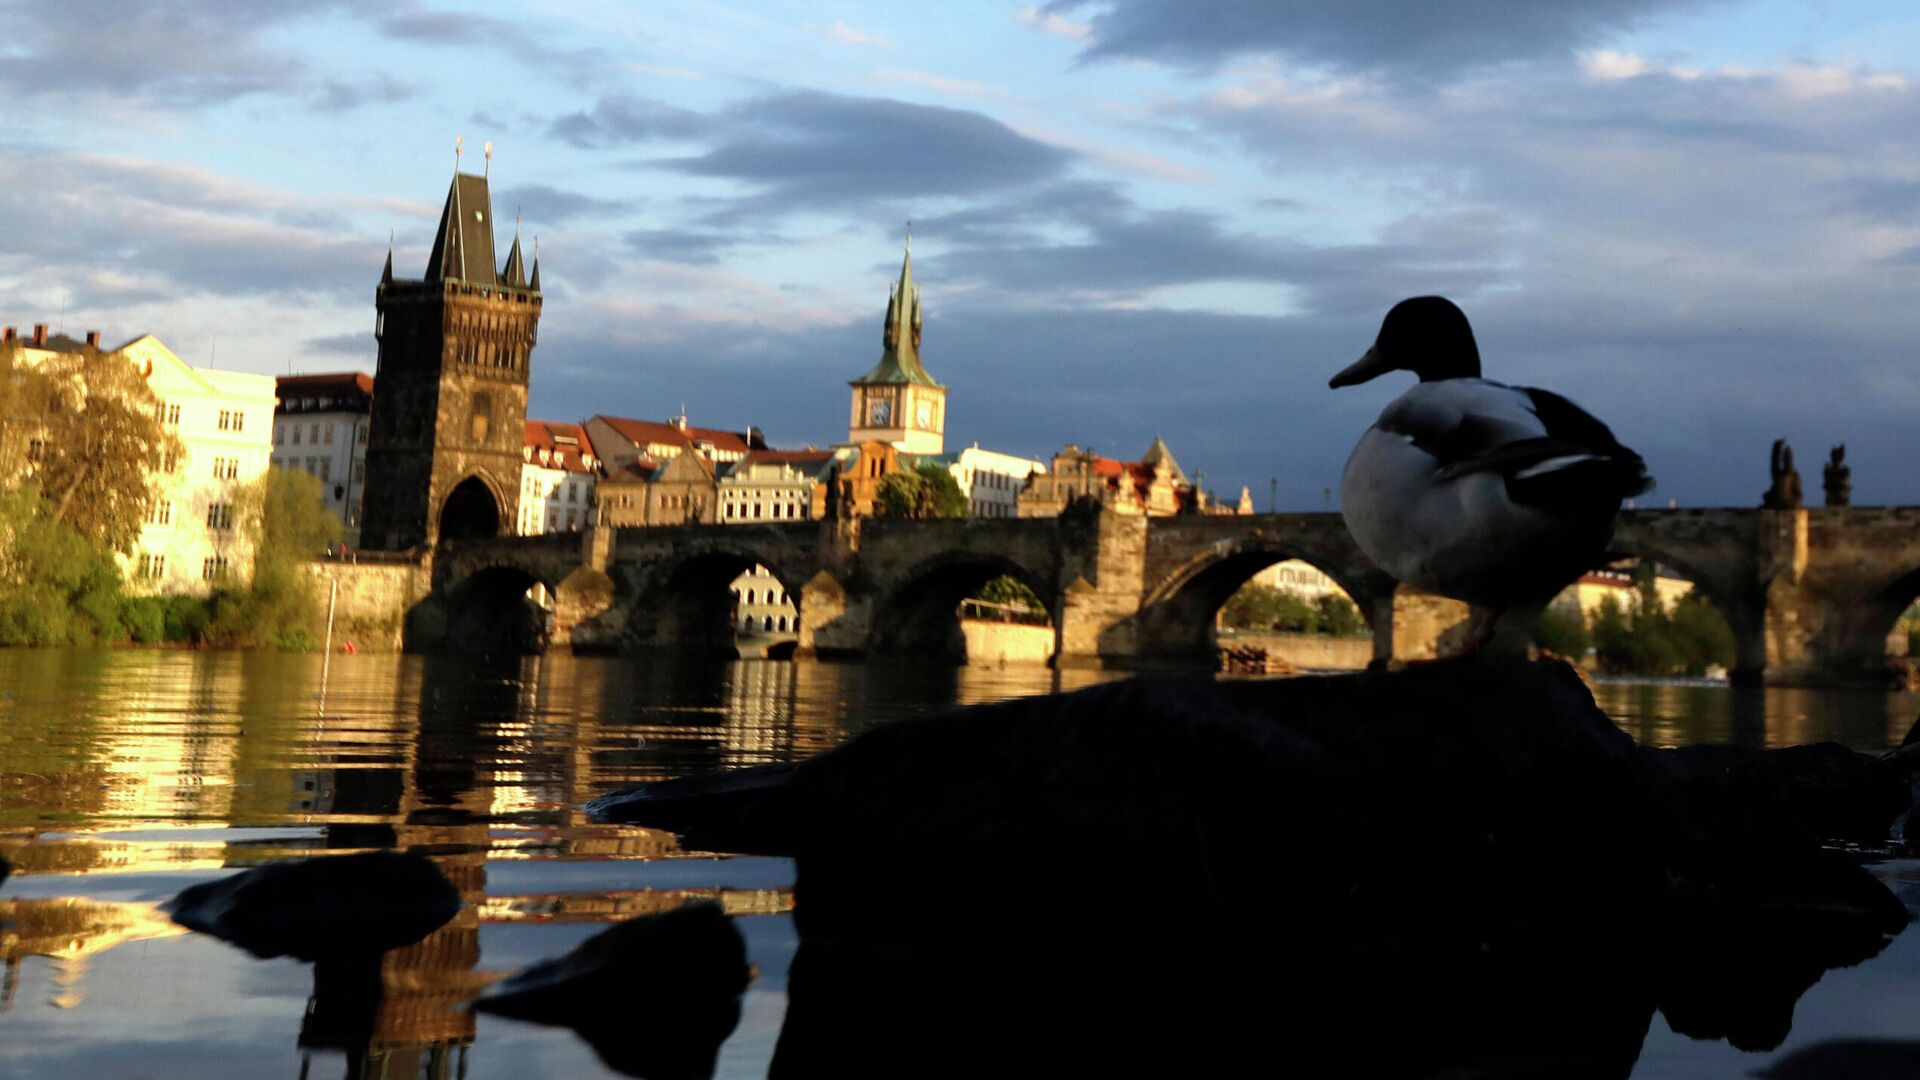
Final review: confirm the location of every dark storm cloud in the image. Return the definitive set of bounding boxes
[661,91,1073,206]
[547,94,708,148]
[1050,0,1726,79]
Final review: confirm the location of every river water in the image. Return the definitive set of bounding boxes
[0,650,1915,1078]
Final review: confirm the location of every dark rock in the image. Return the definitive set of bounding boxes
[0,854,10,891]
[476,901,749,1080]
[165,850,460,961]
[589,658,1914,1077]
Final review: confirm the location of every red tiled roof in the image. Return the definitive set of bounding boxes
[594,415,754,455]
[523,419,600,474]
[278,372,375,397]
[744,449,834,466]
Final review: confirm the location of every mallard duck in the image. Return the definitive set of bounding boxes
[1331,296,1651,645]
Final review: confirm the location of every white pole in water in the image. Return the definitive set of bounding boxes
[321,577,338,706]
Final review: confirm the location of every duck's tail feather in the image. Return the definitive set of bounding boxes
[1504,451,1653,513]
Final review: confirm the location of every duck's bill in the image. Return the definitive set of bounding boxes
[1329,346,1389,389]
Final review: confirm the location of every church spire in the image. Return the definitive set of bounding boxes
[853,235,940,388]
[380,232,393,285]
[529,236,541,292]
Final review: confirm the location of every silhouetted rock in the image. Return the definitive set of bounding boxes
[590,659,1914,1077]
[0,853,10,891]
[165,850,460,961]
[476,901,749,1080]
[1756,1038,1920,1079]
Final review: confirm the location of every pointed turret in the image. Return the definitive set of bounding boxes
[853,240,941,389]
[423,171,499,286]
[380,243,393,285]
[529,257,541,292]
[1142,435,1189,486]
[502,232,526,289]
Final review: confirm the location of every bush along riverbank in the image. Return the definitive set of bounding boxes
[0,469,341,649]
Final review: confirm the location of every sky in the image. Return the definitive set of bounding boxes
[4,0,1919,509]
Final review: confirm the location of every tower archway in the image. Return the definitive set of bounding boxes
[439,476,502,542]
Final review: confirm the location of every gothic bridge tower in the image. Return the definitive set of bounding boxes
[362,157,541,550]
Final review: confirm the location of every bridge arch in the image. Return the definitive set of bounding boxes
[1134,539,1385,667]
[867,551,1059,663]
[435,563,555,655]
[623,544,812,657]
[439,472,505,542]
[1827,562,1920,680]
[1595,533,1766,681]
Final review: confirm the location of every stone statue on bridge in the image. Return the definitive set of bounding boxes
[1763,439,1804,509]
[1823,444,1851,507]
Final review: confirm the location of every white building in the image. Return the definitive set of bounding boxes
[1,326,279,594]
[518,420,600,534]
[929,444,1047,519]
[717,449,836,524]
[1248,559,1350,602]
[126,336,277,592]
[271,372,372,542]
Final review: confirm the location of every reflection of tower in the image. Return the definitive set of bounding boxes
[362,150,542,550]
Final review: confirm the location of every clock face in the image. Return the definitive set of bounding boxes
[916,400,933,427]
[869,399,891,426]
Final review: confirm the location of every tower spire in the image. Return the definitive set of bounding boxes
[381,230,394,284]
[529,236,541,291]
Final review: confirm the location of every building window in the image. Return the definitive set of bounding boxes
[217,409,244,432]
[275,426,284,446]
[354,461,365,483]
[207,502,233,530]
[323,423,334,444]
[146,499,173,526]
[156,402,181,427]
[568,483,578,504]
[356,424,368,445]
[763,615,775,632]
[319,458,332,482]
[202,556,229,582]
[309,422,320,444]
[291,425,302,445]
[137,553,165,579]
[212,456,239,480]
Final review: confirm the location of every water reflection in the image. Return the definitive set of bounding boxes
[0,650,1916,1078]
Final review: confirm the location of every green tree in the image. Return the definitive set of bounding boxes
[207,468,341,648]
[0,486,130,645]
[1532,604,1592,658]
[875,463,970,520]
[1313,593,1367,637]
[15,347,181,553]
[972,573,1046,614]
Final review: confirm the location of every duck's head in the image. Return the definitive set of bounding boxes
[1329,295,1481,388]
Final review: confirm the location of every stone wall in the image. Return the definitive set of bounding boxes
[960,619,1055,665]
[1223,632,1372,671]
[302,556,432,651]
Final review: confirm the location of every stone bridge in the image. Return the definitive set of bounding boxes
[404,504,1920,687]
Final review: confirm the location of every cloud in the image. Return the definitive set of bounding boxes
[310,74,419,112]
[1018,5,1091,41]
[661,91,1073,209]
[492,184,635,226]
[306,332,376,358]
[0,151,382,309]
[1048,0,1727,80]
[0,1,326,107]
[548,93,706,148]
[826,21,896,49]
